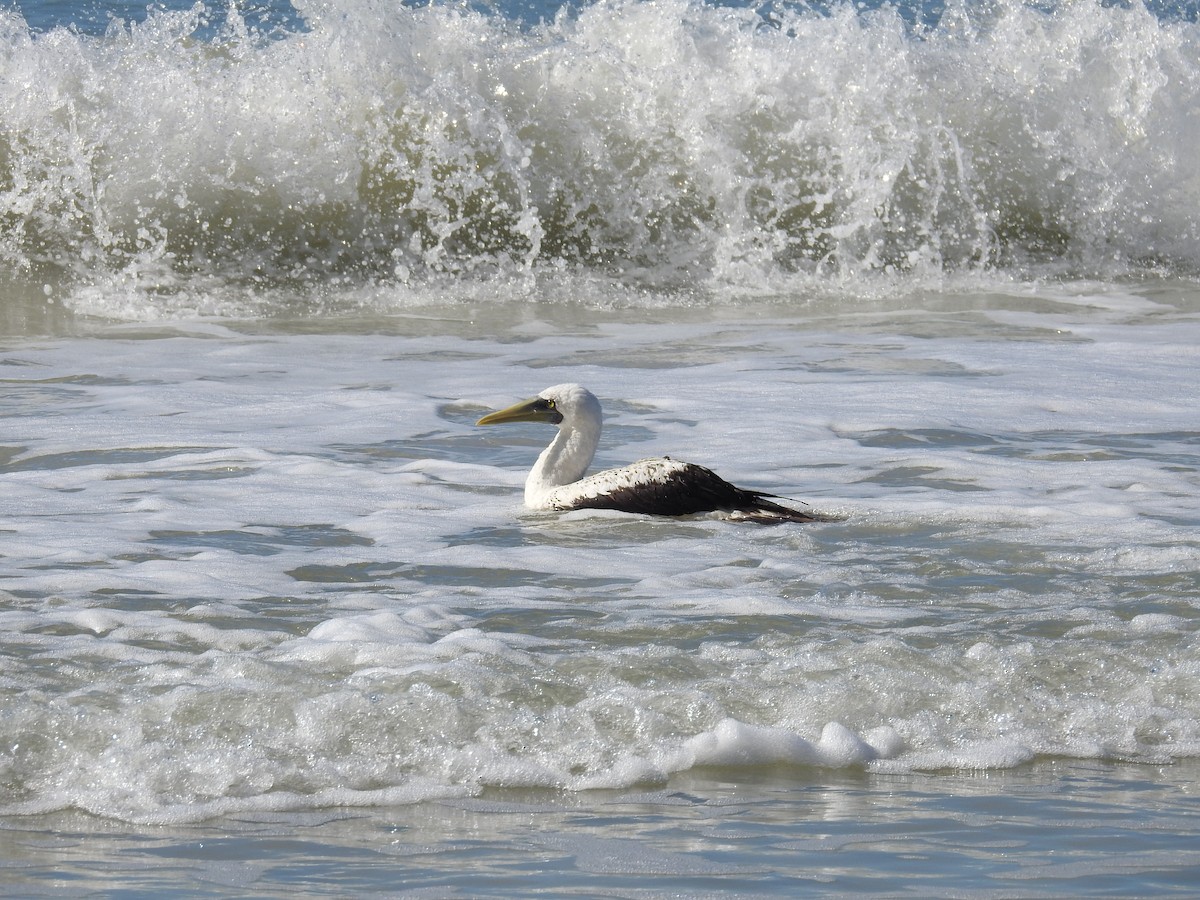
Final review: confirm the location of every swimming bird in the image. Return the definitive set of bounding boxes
[475,383,820,523]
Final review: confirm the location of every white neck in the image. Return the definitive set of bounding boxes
[525,414,601,508]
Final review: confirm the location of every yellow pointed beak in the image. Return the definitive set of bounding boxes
[476,396,562,426]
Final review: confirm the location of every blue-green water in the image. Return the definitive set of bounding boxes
[6,762,1200,895]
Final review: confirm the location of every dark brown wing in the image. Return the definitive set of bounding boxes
[567,460,820,523]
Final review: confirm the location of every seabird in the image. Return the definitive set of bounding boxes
[475,383,820,523]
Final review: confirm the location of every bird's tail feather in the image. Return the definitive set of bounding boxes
[731,493,838,524]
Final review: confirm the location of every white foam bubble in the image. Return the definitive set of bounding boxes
[683,719,883,769]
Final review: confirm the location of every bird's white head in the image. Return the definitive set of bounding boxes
[476,383,604,499]
[537,383,601,428]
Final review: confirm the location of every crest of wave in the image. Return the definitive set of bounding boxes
[1,0,1197,317]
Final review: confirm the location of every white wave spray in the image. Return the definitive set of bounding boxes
[1,0,1197,316]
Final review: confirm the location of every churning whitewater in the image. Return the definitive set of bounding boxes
[1,0,1198,322]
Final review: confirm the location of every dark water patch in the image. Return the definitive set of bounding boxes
[851,428,1001,450]
[967,430,1200,468]
[844,428,1200,473]
[0,444,28,468]
[288,560,633,590]
[108,464,259,481]
[444,508,718,552]
[1,446,217,473]
[855,464,988,492]
[1,373,148,386]
[150,525,375,557]
[328,434,506,467]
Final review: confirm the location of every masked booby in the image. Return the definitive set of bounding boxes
[476,383,820,523]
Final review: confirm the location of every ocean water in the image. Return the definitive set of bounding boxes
[3,0,1200,895]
